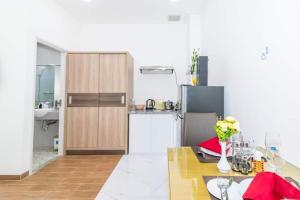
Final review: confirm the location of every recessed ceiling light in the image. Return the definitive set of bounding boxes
[170,0,178,2]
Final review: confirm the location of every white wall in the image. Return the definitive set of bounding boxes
[200,0,300,167]
[78,24,188,103]
[36,43,61,65]
[188,15,202,60]
[0,0,80,175]
[0,1,30,175]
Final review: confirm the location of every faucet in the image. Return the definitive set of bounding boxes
[37,101,53,109]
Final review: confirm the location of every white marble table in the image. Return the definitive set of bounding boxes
[95,154,168,200]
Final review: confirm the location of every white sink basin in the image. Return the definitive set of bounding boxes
[34,108,59,120]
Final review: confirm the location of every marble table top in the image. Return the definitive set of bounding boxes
[95,154,168,200]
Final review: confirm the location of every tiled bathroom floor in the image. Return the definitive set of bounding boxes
[32,147,58,172]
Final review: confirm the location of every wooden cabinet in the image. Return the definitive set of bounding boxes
[65,52,133,154]
[98,107,126,149]
[66,107,98,149]
[99,54,127,93]
[67,54,99,93]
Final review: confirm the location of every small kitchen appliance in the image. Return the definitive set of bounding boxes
[165,101,174,110]
[146,99,155,110]
[155,99,165,110]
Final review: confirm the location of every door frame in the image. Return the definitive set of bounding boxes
[29,38,67,174]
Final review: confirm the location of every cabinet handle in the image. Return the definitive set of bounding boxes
[121,95,125,105]
[69,96,72,105]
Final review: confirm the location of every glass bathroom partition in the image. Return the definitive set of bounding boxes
[35,65,60,107]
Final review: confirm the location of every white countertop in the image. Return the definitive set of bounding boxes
[128,110,178,115]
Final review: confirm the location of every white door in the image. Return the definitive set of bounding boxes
[151,115,175,153]
[129,114,151,153]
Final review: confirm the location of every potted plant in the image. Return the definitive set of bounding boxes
[215,116,240,173]
[187,48,200,85]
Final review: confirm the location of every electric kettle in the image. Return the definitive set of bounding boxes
[146,99,155,110]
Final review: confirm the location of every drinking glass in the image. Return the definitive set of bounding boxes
[243,135,256,157]
[265,132,282,172]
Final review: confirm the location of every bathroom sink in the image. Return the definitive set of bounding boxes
[34,108,59,120]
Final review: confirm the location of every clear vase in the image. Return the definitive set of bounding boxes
[217,141,231,173]
[191,72,198,86]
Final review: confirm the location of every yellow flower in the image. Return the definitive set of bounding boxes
[215,116,240,141]
[216,121,222,126]
[233,122,240,132]
[220,123,228,132]
[225,116,236,123]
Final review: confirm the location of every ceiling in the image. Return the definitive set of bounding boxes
[55,0,203,24]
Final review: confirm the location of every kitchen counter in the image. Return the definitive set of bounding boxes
[129,110,178,115]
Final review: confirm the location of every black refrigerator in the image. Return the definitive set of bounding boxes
[178,85,224,146]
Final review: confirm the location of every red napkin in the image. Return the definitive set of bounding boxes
[243,172,300,200]
[197,137,230,154]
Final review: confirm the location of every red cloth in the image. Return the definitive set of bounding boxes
[243,172,300,200]
[198,137,221,154]
[198,137,228,154]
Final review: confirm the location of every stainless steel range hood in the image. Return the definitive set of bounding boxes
[140,66,174,74]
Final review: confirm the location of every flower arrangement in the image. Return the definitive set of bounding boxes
[215,116,240,141]
[186,48,200,86]
[191,48,200,74]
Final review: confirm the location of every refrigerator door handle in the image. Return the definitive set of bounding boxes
[182,115,186,146]
[183,127,186,146]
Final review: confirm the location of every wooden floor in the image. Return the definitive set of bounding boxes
[0,155,122,200]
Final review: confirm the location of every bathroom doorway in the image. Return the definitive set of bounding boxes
[32,42,64,172]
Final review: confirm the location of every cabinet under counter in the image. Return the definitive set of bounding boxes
[128,111,180,154]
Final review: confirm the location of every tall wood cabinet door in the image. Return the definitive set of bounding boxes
[98,107,126,149]
[99,54,127,93]
[66,108,98,149]
[67,54,99,93]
